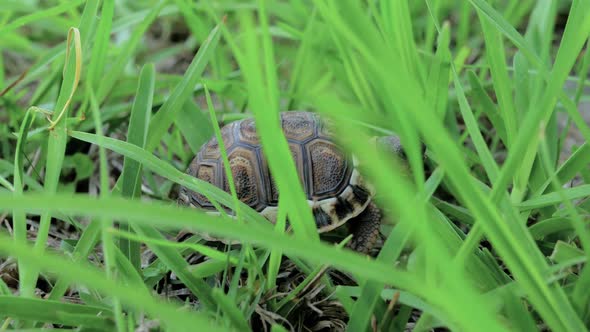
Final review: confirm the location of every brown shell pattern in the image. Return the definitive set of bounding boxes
[180,111,374,230]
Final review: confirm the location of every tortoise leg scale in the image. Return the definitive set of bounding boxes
[346,202,382,254]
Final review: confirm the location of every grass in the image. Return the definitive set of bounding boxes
[1,0,590,331]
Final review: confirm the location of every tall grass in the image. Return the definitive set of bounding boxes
[1,0,590,331]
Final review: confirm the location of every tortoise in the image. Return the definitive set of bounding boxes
[177,111,411,253]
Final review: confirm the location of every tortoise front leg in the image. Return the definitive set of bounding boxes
[347,202,382,254]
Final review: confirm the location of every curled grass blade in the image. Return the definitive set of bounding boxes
[29,25,83,300]
[47,28,81,130]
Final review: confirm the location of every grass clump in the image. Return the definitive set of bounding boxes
[1,1,590,331]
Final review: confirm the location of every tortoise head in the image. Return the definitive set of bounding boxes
[375,136,405,160]
[374,135,425,163]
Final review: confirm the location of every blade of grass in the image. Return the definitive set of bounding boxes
[47,220,101,300]
[478,15,517,149]
[425,21,451,120]
[119,63,155,272]
[88,89,125,332]
[513,1,560,198]
[12,108,35,298]
[210,288,250,331]
[131,224,217,309]
[0,297,114,330]
[145,17,223,152]
[229,4,317,239]
[86,0,114,92]
[538,136,590,318]
[467,71,508,145]
[573,36,590,105]
[266,200,288,293]
[528,217,574,239]
[467,0,544,70]
[204,84,239,220]
[0,0,85,34]
[108,227,239,265]
[175,101,213,155]
[95,1,164,103]
[519,184,590,210]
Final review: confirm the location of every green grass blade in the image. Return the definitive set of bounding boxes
[96,1,164,103]
[131,224,216,309]
[346,220,413,331]
[109,227,239,265]
[204,85,239,220]
[478,15,517,149]
[175,101,213,155]
[12,109,35,298]
[519,184,590,210]
[467,0,544,69]
[86,0,114,91]
[467,71,508,145]
[119,63,155,271]
[0,297,114,330]
[229,4,317,239]
[88,88,126,332]
[0,0,85,34]
[425,21,451,120]
[47,220,101,300]
[211,288,251,331]
[146,19,223,152]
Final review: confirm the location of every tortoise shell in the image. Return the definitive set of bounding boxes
[178,111,375,232]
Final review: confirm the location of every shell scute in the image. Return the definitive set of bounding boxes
[238,118,259,146]
[306,139,351,200]
[281,111,316,142]
[202,124,235,159]
[191,162,218,208]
